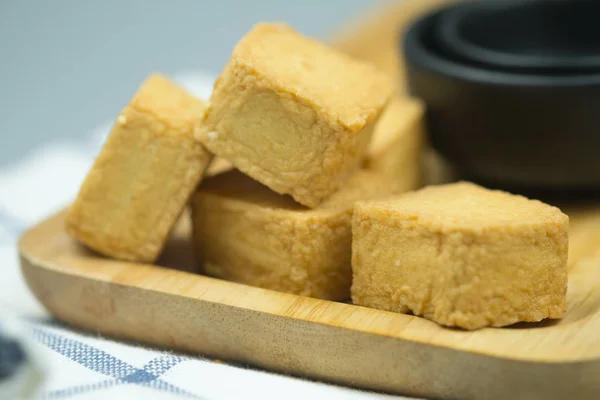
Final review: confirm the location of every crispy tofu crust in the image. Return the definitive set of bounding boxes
[351,182,569,330]
[66,74,212,263]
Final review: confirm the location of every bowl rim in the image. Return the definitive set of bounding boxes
[435,0,600,73]
[402,6,600,88]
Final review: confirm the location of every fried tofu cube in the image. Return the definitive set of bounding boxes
[191,169,403,300]
[363,97,424,190]
[351,182,569,330]
[195,22,393,208]
[66,74,213,263]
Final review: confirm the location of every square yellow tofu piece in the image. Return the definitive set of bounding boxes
[66,74,213,263]
[196,22,393,208]
[191,169,404,300]
[351,182,569,330]
[191,99,422,300]
[363,97,424,190]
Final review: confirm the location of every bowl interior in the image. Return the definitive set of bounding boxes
[439,0,600,72]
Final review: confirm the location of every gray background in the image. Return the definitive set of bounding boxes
[0,0,385,167]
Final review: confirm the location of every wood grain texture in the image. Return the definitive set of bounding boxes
[17,1,600,399]
[18,207,600,399]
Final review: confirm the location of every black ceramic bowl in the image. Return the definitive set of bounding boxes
[403,0,600,192]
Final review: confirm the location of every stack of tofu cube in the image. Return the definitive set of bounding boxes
[66,22,569,330]
[67,22,423,301]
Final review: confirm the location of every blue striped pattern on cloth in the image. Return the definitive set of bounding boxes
[33,324,202,399]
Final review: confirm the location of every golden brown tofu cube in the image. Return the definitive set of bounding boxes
[66,74,213,263]
[191,169,402,300]
[195,22,393,208]
[363,97,425,191]
[352,182,569,330]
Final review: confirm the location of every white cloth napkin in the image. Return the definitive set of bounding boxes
[0,71,415,400]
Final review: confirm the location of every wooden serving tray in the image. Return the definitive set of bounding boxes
[18,1,600,399]
[18,206,600,400]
